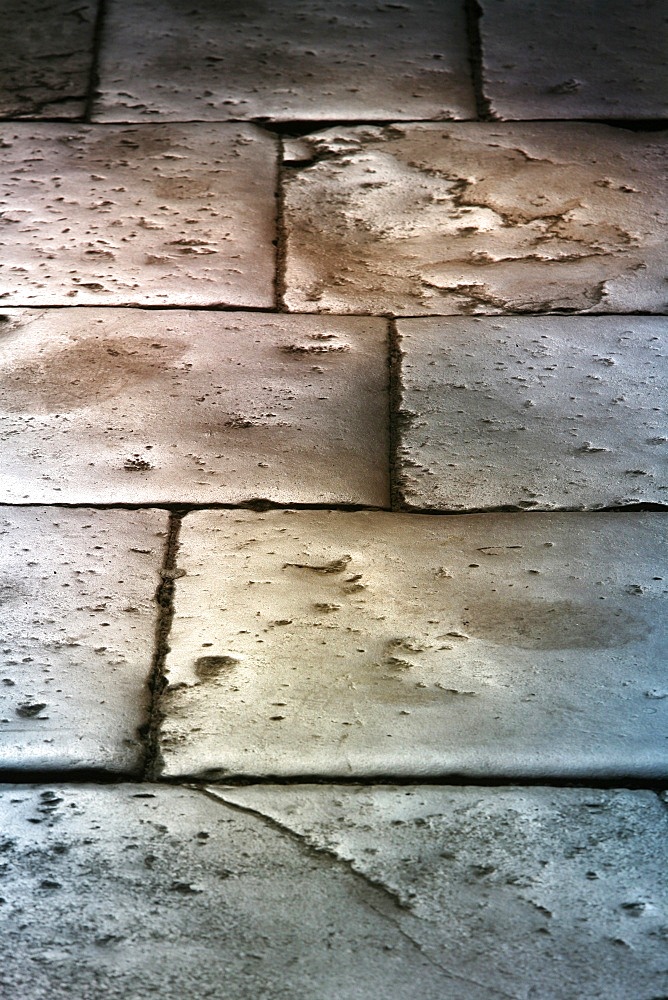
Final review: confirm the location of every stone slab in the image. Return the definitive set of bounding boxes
[0,309,389,505]
[0,0,97,120]
[160,509,668,781]
[282,123,668,315]
[0,123,276,307]
[479,0,668,120]
[95,0,475,123]
[396,315,668,511]
[0,507,165,774]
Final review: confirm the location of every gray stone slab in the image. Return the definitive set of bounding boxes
[282,123,668,316]
[0,507,165,773]
[0,123,276,307]
[95,0,475,123]
[0,309,389,505]
[396,315,668,512]
[0,0,97,119]
[160,509,668,781]
[479,0,668,120]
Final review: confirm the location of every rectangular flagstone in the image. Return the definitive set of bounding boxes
[396,315,668,512]
[0,309,388,506]
[95,0,475,123]
[0,123,276,307]
[479,0,668,120]
[160,509,667,781]
[0,0,97,119]
[283,123,668,315]
[0,507,166,774]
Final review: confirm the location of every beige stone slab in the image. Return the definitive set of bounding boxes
[396,315,668,512]
[0,0,97,119]
[283,123,668,315]
[479,0,668,120]
[0,507,165,773]
[160,509,668,781]
[0,123,276,307]
[0,309,389,505]
[95,0,475,123]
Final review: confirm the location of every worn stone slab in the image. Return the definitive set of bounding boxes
[0,508,165,773]
[479,0,668,120]
[283,123,668,315]
[0,309,388,505]
[160,509,668,781]
[396,315,668,512]
[95,0,475,123]
[0,123,276,307]
[0,0,97,119]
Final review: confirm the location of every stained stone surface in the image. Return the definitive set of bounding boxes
[160,509,668,781]
[282,123,668,316]
[95,0,475,123]
[0,309,388,506]
[479,0,668,120]
[0,124,276,307]
[0,507,165,774]
[0,0,97,119]
[396,315,668,512]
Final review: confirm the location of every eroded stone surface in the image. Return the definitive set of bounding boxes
[283,123,668,315]
[0,309,388,505]
[160,509,667,780]
[479,0,668,120]
[0,124,276,307]
[396,315,668,511]
[95,0,475,122]
[0,0,97,119]
[0,508,165,773]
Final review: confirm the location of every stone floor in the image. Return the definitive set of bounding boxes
[0,2,666,998]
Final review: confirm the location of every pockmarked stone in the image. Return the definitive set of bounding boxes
[0,0,97,119]
[160,509,668,781]
[479,0,668,120]
[0,309,388,506]
[0,508,165,774]
[95,0,475,122]
[396,316,668,511]
[0,124,276,307]
[283,123,668,315]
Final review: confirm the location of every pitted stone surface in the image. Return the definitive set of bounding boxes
[0,0,97,119]
[479,0,668,120]
[283,123,668,315]
[396,316,668,512]
[0,309,388,505]
[160,509,667,780]
[0,124,276,307]
[0,508,165,774]
[95,0,475,123]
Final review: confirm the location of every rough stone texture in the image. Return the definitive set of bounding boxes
[0,508,165,774]
[95,0,475,123]
[396,315,668,512]
[0,124,276,307]
[0,0,97,119]
[0,309,388,506]
[160,509,668,781]
[479,0,668,120]
[282,123,668,316]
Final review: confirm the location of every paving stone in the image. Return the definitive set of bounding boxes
[396,315,668,512]
[479,0,668,120]
[0,507,165,774]
[0,309,388,505]
[0,0,97,120]
[160,509,668,781]
[282,123,668,315]
[95,0,475,123]
[0,123,276,307]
